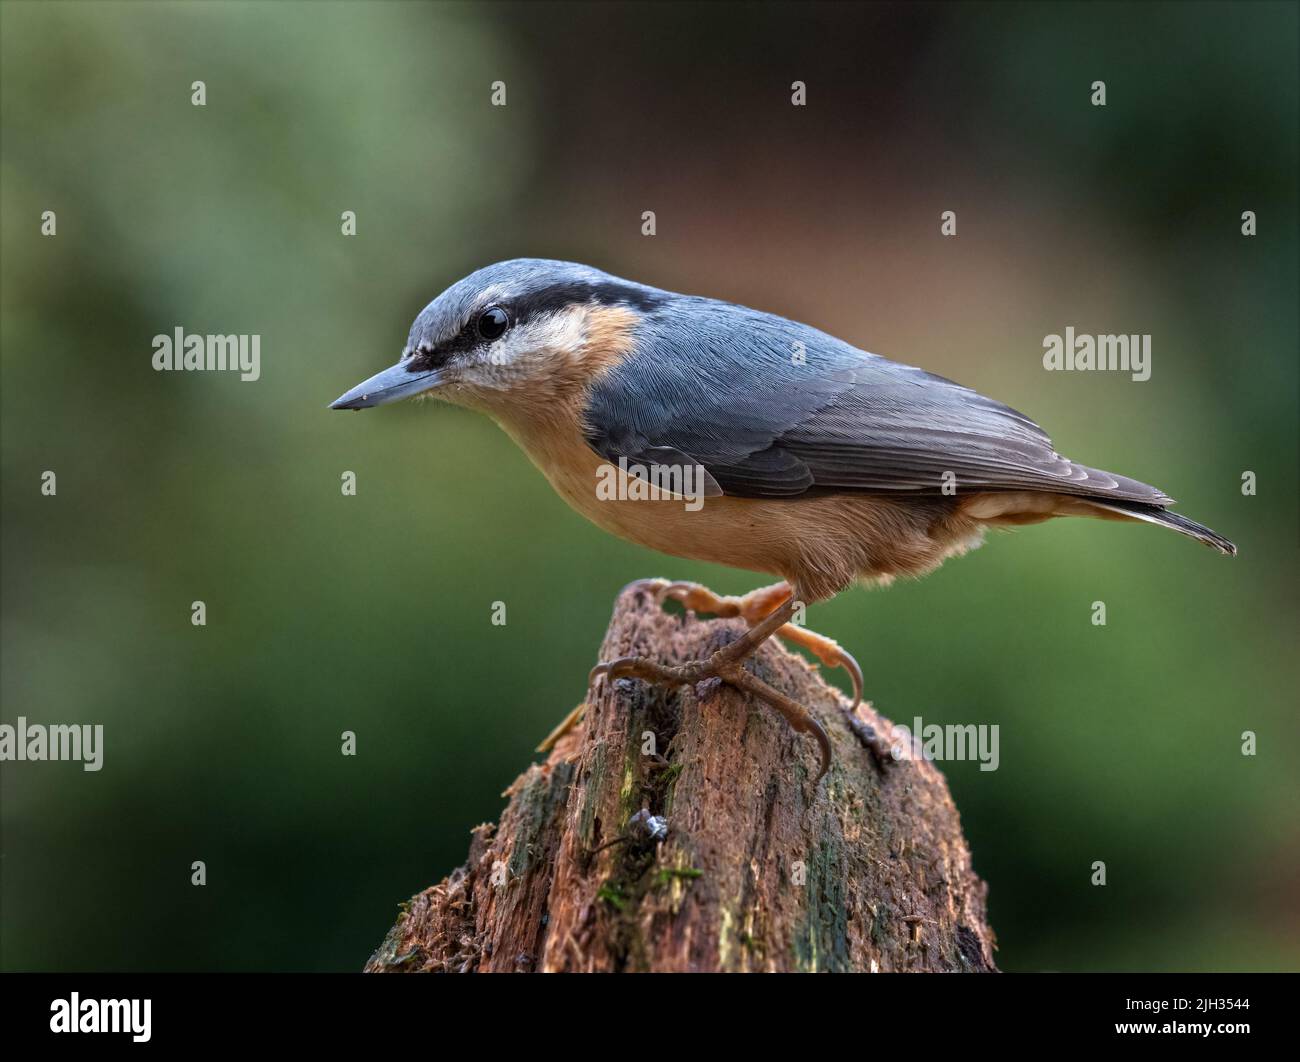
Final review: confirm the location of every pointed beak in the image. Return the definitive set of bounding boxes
[329,361,444,410]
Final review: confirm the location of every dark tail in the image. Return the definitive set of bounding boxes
[1084,500,1237,556]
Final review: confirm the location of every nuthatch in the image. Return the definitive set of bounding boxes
[332,259,1236,781]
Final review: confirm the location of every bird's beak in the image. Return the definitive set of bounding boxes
[329,360,444,410]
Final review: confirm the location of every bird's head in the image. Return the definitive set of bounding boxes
[330,258,664,416]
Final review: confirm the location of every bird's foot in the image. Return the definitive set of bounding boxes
[589,622,834,782]
[630,578,863,710]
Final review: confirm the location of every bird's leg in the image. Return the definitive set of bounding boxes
[656,580,863,709]
[590,582,835,780]
[766,623,863,711]
[660,579,794,626]
[725,666,833,780]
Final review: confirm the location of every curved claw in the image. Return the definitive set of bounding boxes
[728,665,834,784]
[807,716,833,782]
[838,644,864,711]
[656,580,727,616]
[779,698,833,782]
[618,577,671,602]
[660,580,697,602]
[774,625,864,712]
[590,653,686,690]
[589,656,636,686]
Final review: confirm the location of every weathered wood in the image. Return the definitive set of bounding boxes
[366,581,996,973]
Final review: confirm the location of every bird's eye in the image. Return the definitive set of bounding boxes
[476,306,509,341]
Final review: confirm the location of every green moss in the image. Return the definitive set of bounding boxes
[597,881,628,911]
[792,837,854,972]
[653,866,703,888]
[619,762,637,809]
[508,761,575,879]
[390,948,423,968]
[576,745,607,849]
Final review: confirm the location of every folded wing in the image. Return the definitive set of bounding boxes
[582,300,1172,506]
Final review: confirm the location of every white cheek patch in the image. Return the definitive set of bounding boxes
[459,307,589,390]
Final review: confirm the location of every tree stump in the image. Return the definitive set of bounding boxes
[365,581,996,973]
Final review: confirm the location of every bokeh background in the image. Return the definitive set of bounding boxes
[2,0,1296,972]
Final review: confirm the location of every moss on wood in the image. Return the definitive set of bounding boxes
[364,583,996,973]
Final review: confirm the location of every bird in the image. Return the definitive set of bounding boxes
[331,258,1236,781]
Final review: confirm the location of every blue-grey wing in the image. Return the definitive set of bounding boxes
[581,299,1171,505]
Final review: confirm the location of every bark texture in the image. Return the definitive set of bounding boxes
[365,582,996,973]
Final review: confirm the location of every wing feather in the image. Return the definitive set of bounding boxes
[582,299,1172,506]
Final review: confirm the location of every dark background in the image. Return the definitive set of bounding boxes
[2,0,1297,971]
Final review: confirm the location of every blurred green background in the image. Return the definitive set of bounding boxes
[2,0,1296,971]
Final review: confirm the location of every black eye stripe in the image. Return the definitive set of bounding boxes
[408,280,665,372]
[408,323,479,370]
[511,280,666,325]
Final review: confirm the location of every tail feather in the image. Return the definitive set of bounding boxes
[1084,500,1237,556]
